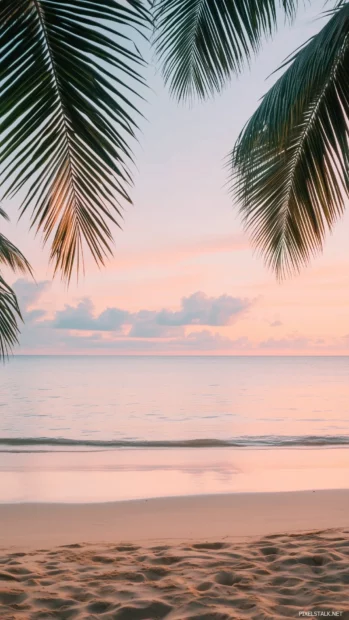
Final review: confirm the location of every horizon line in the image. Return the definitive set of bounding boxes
[12,353,349,358]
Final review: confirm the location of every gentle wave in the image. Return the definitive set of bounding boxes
[1,435,349,451]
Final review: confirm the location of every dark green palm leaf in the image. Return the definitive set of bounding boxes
[0,276,23,360]
[231,3,349,278]
[1,0,149,281]
[0,230,32,276]
[0,210,32,359]
[153,0,298,100]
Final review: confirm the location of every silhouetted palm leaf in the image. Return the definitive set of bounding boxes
[231,4,349,277]
[153,0,298,100]
[1,0,149,281]
[0,277,23,359]
[0,226,32,277]
[0,210,32,359]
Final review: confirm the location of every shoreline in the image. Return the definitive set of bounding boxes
[2,445,349,503]
[2,489,349,549]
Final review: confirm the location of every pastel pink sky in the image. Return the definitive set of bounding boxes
[3,0,349,355]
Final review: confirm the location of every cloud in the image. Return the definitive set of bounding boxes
[128,312,185,338]
[62,331,349,354]
[12,279,254,353]
[13,278,51,324]
[13,279,50,307]
[260,335,311,350]
[270,320,282,328]
[168,330,251,351]
[156,292,251,326]
[51,299,130,332]
[46,290,252,334]
[52,330,253,353]
[14,278,348,355]
[259,334,349,352]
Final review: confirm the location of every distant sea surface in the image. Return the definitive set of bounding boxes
[1,355,349,502]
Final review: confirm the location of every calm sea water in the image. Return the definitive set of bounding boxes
[1,355,349,501]
[2,355,349,445]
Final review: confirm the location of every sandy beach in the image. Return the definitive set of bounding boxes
[1,490,349,619]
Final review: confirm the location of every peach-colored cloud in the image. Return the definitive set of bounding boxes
[12,279,349,356]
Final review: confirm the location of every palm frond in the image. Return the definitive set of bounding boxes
[153,0,298,101]
[0,210,32,359]
[1,0,149,281]
[0,226,32,276]
[0,233,32,276]
[231,3,349,278]
[0,276,23,360]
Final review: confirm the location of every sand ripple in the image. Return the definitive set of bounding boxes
[1,529,349,619]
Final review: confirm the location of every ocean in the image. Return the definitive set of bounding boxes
[1,355,349,502]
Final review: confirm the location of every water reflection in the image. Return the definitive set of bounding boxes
[1,447,349,503]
